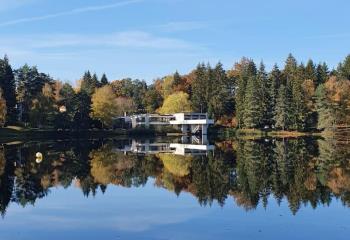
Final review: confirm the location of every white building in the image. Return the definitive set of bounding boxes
[127,112,214,136]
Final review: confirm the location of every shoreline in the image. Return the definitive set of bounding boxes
[1,126,349,144]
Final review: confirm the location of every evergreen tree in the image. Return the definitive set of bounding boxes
[243,76,262,128]
[274,84,292,130]
[191,63,209,113]
[208,62,232,119]
[257,62,269,127]
[315,84,336,130]
[92,73,100,88]
[80,71,97,96]
[338,55,350,80]
[305,59,316,82]
[100,73,108,86]
[0,56,16,124]
[15,65,53,123]
[267,64,282,127]
[172,71,182,88]
[283,54,306,130]
[72,91,92,130]
[316,62,329,86]
[235,58,257,128]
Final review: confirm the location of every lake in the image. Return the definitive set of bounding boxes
[0,136,350,239]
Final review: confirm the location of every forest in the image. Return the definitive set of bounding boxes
[1,54,350,132]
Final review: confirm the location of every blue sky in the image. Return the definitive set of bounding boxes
[0,0,349,84]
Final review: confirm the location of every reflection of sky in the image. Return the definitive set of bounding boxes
[1,179,350,240]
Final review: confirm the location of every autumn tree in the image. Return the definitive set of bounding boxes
[90,85,120,127]
[159,91,192,114]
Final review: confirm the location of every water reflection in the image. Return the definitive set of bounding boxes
[1,137,350,217]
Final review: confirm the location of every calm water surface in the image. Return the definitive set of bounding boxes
[0,137,350,239]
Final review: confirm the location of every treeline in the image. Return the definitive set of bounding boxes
[1,54,350,130]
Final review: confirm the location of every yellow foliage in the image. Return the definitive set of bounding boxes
[91,85,135,127]
[158,153,193,177]
[158,91,192,114]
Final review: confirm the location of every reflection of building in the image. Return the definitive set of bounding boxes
[114,136,214,156]
[120,113,214,136]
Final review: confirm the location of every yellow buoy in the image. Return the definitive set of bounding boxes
[36,152,43,163]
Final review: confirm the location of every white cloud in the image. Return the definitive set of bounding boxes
[0,31,195,50]
[0,0,143,27]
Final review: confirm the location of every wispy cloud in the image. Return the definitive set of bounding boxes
[0,31,195,50]
[0,0,143,27]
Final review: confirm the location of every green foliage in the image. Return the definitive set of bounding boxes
[72,91,92,130]
[100,73,108,86]
[315,84,336,130]
[235,58,257,128]
[191,63,210,113]
[0,88,7,127]
[15,64,53,123]
[243,76,263,128]
[143,86,163,113]
[111,78,147,110]
[316,62,329,86]
[0,56,16,124]
[29,83,56,128]
[338,55,350,80]
[274,84,293,130]
[80,71,98,96]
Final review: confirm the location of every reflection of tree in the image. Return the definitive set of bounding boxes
[158,153,192,177]
[2,138,350,217]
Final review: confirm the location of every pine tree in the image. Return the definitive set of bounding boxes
[243,76,262,128]
[92,73,100,88]
[315,84,336,130]
[283,54,306,130]
[15,65,53,123]
[268,64,282,127]
[274,84,292,130]
[80,71,97,96]
[172,71,182,88]
[257,62,269,127]
[338,55,350,80]
[208,62,232,119]
[235,58,257,128]
[305,59,316,82]
[100,73,108,86]
[72,91,92,130]
[316,62,329,86]
[191,63,208,113]
[0,56,16,124]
